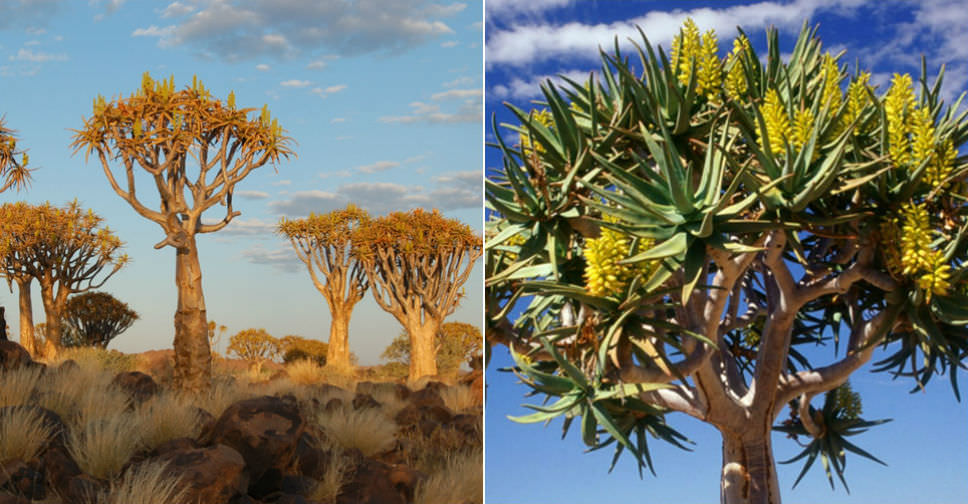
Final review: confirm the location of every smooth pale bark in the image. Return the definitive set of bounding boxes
[172,236,212,392]
[720,426,781,504]
[38,279,69,358]
[326,308,352,370]
[408,318,440,382]
[16,277,34,356]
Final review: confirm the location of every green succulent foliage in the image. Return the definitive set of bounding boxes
[487,17,968,482]
[774,384,891,492]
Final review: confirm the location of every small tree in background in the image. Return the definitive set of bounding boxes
[382,321,482,378]
[208,320,227,356]
[278,335,329,366]
[0,120,33,353]
[486,19,968,503]
[61,292,139,349]
[354,208,482,381]
[0,202,127,357]
[72,73,293,391]
[278,205,370,371]
[227,328,281,363]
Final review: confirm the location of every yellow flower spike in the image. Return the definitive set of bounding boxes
[671,18,702,87]
[843,72,871,135]
[927,140,956,188]
[791,107,815,151]
[885,73,916,167]
[899,201,933,275]
[759,88,791,155]
[909,106,936,171]
[519,109,553,155]
[820,54,843,112]
[724,35,750,101]
[696,29,722,100]
[583,216,657,297]
[879,217,904,279]
[917,251,951,301]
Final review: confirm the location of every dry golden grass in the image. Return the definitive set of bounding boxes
[320,365,358,390]
[137,392,202,450]
[34,363,130,430]
[414,448,483,504]
[307,438,355,504]
[286,359,326,385]
[69,412,144,479]
[0,366,44,407]
[100,460,188,504]
[189,376,252,418]
[363,386,408,419]
[440,384,478,414]
[315,406,397,457]
[0,406,54,462]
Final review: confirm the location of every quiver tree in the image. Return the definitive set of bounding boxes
[61,291,138,349]
[227,328,281,363]
[0,202,126,357]
[278,205,370,370]
[486,20,968,504]
[71,73,293,391]
[0,120,34,352]
[354,208,482,381]
[279,335,330,365]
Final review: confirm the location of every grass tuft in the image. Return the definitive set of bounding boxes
[0,406,54,463]
[307,438,355,504]
[137,392,202,450]
[440,385,478,414]
[100,460,187,504]
[414,448,483,504]
[0,366,44,408]
[286,359,326,385]
[315,406,397,457]
[69,412,143,479]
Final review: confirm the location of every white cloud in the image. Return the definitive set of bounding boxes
[441,40,459,48]
[306,60,326,70]
[281,79,311,87]
[486,0,569,17]
[256,63,270,71]
[486,0,866,67]
[219,218,278,236]
[161,1,193,18]
[319,170,351,179]
[431,88,482,100]
[311,84,347,98]
[330,117,346,123]
[355,160,399,173]
[132,25,175,38]
[240,244,302,272]
[11,48,67,62]
[268,179,479,217]
[489,69,592,100]
[379,99,479,124]
[443,76,473,88]
[135,1,462,61]
[235,190,270,200]
[271,179,292,186]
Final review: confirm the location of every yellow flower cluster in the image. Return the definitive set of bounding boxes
[878,217,904,279]
[583,217,656,297]
[926,140,956,188]
[791,108,816,152]
[671,18,722,100]
[724,35,750,101]
[820,54,843,112]
[833,382,863,420]
[760,89,791,155]
[519,109,553,155]
[885,73,916,167]
[842,72,872,135]
[896,202,951,300]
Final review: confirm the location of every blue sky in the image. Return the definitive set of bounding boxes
[484,1,968,503]
[0,0,482,364]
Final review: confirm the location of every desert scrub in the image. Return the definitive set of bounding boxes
[69,412,144,479]
[361,385,407,419]
[189,376,254,418]
[414,448,482,504]
[404,416,481,475]
[0,366,44,407]
[286,358,326,385]
[0,406,55,462]
[307,437,355,504]
[314,406,397,457]
[35,363,129,429]
[137,392,203,450]
[99,460,187,504]
[49,346,136,374]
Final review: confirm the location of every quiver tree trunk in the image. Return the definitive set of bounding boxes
[173,236,211,392]
[720,427,781,504]
[16,277,35,356]
[38,280,69,358]
[408,318,440,382]
[326,306,352,370]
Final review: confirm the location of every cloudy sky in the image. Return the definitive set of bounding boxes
[485,1,967,503]
[0,0,482,364]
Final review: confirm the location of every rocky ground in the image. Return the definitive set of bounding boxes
[0,340,483,504]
